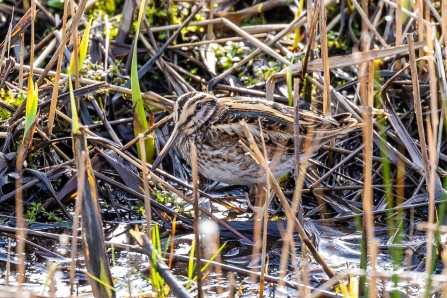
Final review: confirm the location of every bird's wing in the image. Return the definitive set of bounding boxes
[209,96,359,153]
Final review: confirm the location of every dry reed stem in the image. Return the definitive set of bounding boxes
[352,0,388,47]
[103,142,252,242]
[256,118,270,296]
[190,142,203,297]
[47,0,69,138]
[138,133,154,290]
[19,34,24,89]
[424,1,438,283]
[220,18,290,65]
[29,0,35,78]
[168,33,268,49]
[363,67,376,296]
[69,151,86,295]
[0,23,12,72]
[319,0,330,116]
[279,78,305,296]
[395,0,402,69]
[210,14,306,86]
[70,0,80,89]
[139,134,152,240]
[239,121,335,277]
[5,238,11,285]
[207,0,214,40]
[408,35,430,186]
[36,0,88,86]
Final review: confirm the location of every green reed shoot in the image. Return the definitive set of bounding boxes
[69,76,80,133]
[42,262,59,295]
[150,224,167,298]
[24,78,38,139]
[69,18,92,75]
[131,0,155,162]
[188,240,196,282]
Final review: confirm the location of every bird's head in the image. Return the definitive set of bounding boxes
[152,92,218,169]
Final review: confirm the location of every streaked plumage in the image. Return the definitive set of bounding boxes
[153,91,361,185]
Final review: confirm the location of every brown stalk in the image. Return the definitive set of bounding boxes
[278,78,306,294]
[443,0,447,49]
[320,0,330,116]
[168,33,268,49]
[239,121,335,277]
[256,118,270,296]
[207,0,214,40]
[210,13,306,87]
[408,35,430,191]
[138,134,152,239]
[101,141,252,243]
[73,127,114,297]
[351,0,388,47]
[424,1,439,282]
[6,61,175,111]
[416,0,425,70]
[395,0,402,69]
[70,0,80,89]
[191,143,203,297]
[363,59,376,297]
[36,0,88,86]
[15,4,37,283]
[15,113,39,288]
[69,151,86,295]
[19,34,24,89]
[29,0,35,78]
[298,0,319,97]
[6,238,11,285]
[47,0,69,137]
[220,18,290,65]
[0,23,12,72]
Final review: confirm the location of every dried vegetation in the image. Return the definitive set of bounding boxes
[0,0,446,297]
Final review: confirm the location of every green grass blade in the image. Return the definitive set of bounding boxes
[188,240,195,281]
[24,78,38,138]
[199,241,226,273]
[68,76,80,133]
[69,18,92,75]
[131,0,155,162]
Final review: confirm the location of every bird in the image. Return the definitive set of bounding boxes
[152,91,361,186]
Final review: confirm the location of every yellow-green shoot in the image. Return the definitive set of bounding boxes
[24,78,38,139]
[69,18,92,75]
[69,76,80,134]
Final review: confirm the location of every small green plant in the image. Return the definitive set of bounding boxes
[149,224,169,298]
[26,202,62,225]
[210,41,252,70]
[27,202,45,224]
[0,90,25,120]
[153,190,184,213]
[186,240,227,288]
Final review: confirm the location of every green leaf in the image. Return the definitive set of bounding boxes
[131,0,154,162]
[68,76,80,133]
[188,240,196,281]
[70,18,93,75]
[24,78,38,138]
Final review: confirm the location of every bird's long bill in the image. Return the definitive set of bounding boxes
[152,124,183,170]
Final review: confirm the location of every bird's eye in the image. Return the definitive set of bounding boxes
[196,103,202,110]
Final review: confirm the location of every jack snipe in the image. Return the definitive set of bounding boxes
[152,91,361,185]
